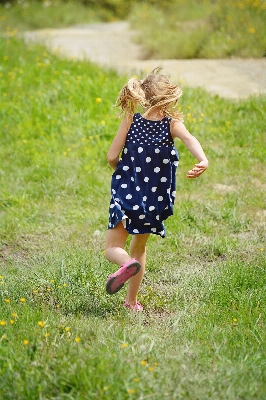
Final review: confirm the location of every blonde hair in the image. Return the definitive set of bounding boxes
[115,67,183,120]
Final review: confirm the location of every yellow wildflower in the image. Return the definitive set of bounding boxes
[65,327,71,332]
[0,321,6,326]
[20,298,26,303]
[96,97,102,103]
[5,299,10,303]
[140,360,147,366]
[23,339,29,345]
[38,321,45,328]
[75,337,81,343]
[121,343,128,348]
[128,389,135,394]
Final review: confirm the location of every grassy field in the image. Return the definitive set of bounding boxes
[1,0,266,59]
[1,35,266,399]
[130,0,266,58]
[0,0,111,32]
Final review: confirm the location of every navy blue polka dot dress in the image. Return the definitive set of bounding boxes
[108,113,179,238]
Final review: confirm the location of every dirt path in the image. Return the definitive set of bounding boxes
[24,21,266,100]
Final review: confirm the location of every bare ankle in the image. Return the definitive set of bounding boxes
[125,298,137,305]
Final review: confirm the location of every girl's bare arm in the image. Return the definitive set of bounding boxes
[171,120,209,178]
[107,117,130,169]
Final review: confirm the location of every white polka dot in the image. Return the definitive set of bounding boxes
[133,229,139,233]
[126,194,132,199]
[124,148,128,154]
[151,187,157,192]
[158,196,163,201]
[121,184,127,188]
[163,159,169,164]
[144,222,150,225]
[138,147,143,153]
[136,167,141,172]
[143,196,147,201]
[146,157,151,163]
[110,204,115,208]
[131,157,134,161]
[139,215,145,219]
[151,228,156,232]
[171,150,176,155]
[149,206,155,211]
[112,189,116,194]
[156,215,160,220]
[131,177,134,181]
[144,177,149,182]
[174,161,179,166]
[136,186,140,191]
[154,167,160,173]
[155,148,160,153]
[116,175,121,179]
[123,166,129,171]
[172,191,176,197]
[161,177,167,182]
[133,205,139,210]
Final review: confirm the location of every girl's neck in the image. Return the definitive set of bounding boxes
[142,108,164,121]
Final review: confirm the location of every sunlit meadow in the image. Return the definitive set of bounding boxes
[130,0,266,58]
[0,34,266,399]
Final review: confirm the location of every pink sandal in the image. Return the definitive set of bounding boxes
[106,258,141,295]
[124,301,143,311]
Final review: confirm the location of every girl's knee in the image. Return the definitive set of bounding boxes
[130,235,149,252]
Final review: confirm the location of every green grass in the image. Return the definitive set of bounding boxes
[130,0,266,58]
[0,0,116,32]
[1,36,266,399]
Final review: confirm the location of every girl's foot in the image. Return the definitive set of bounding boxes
[124,301,143,311]
[106,258,141,295]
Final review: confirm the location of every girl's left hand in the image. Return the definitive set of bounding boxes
[187,160,208,178]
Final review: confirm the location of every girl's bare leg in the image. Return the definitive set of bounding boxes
[126,233,150,305]
[105,222,130,266]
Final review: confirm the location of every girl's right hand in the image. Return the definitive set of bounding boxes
[187,160,208,178]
